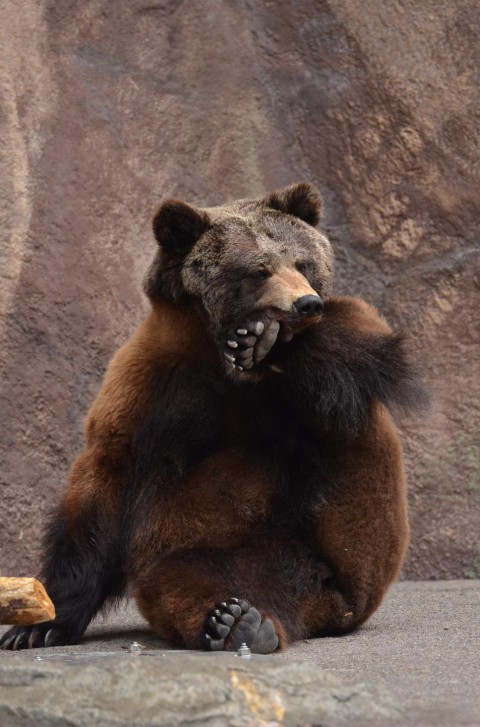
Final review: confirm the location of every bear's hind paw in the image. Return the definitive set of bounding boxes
[202,598,279,654]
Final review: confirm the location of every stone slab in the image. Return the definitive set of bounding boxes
[1,581,479,726]
[0,651,402,727]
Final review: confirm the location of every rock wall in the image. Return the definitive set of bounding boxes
[1,0,479,579]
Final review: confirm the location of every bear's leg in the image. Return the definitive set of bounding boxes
[0,450,126,651]
[296,407,411,637]
[134,539,326,652]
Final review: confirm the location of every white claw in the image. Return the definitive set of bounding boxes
[225,353,236,363]
[237,328,248,335]
[227,340,239,349]
[236,365,244,371]
[252,321,265,336]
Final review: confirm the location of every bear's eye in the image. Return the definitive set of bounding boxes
[250,267,270,281]
[295,261,308,275]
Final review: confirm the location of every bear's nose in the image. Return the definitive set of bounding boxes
[293,294,324,316]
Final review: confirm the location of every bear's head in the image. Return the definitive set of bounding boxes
[145,182,333,371]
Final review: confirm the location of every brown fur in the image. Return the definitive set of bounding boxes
[61,292,411,648]
[130,296,410,647]
[256,266,318,312]
[299,403,409,634]
[0,184,423,654]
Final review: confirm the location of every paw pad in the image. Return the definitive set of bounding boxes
[203,597,279,654]
[223,320,280,371]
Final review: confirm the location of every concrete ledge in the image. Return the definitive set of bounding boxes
[0,650,402,726]
[1,581,479,726]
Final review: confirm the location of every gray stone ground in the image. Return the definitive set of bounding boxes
[0,581,479,726]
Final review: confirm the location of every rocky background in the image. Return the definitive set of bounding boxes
[1,0,479,579]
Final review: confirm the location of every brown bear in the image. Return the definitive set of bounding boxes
[1,182,426,653]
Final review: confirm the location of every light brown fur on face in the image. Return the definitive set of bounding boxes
[255,266,319,312]
[175,186,333,338]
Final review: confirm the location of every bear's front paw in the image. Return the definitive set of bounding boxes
[0,622,75,650]
[202,597,279,654]
[224,320,281,371]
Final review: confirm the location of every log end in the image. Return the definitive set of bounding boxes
[0,577,56,625]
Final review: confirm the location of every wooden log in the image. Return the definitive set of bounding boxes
[0,577,55,625]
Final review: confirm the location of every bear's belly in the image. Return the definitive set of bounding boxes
[128,384,333,571]
[130,448,279,564]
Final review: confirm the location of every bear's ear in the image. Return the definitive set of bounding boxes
[152,199,210,255]
[263,182,323,227]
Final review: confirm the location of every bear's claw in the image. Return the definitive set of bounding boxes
[223,320,281,371]
[203,598,279,654]
[0,624,73,650]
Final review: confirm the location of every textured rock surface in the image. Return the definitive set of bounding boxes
[1,582,479,726]
[0,651,403,727]
[0,0,479,578]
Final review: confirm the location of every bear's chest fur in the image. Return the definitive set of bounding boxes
[126,363,340,560]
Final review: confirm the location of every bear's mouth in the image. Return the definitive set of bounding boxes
[225,309,323,379]
[275,308,323,336]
